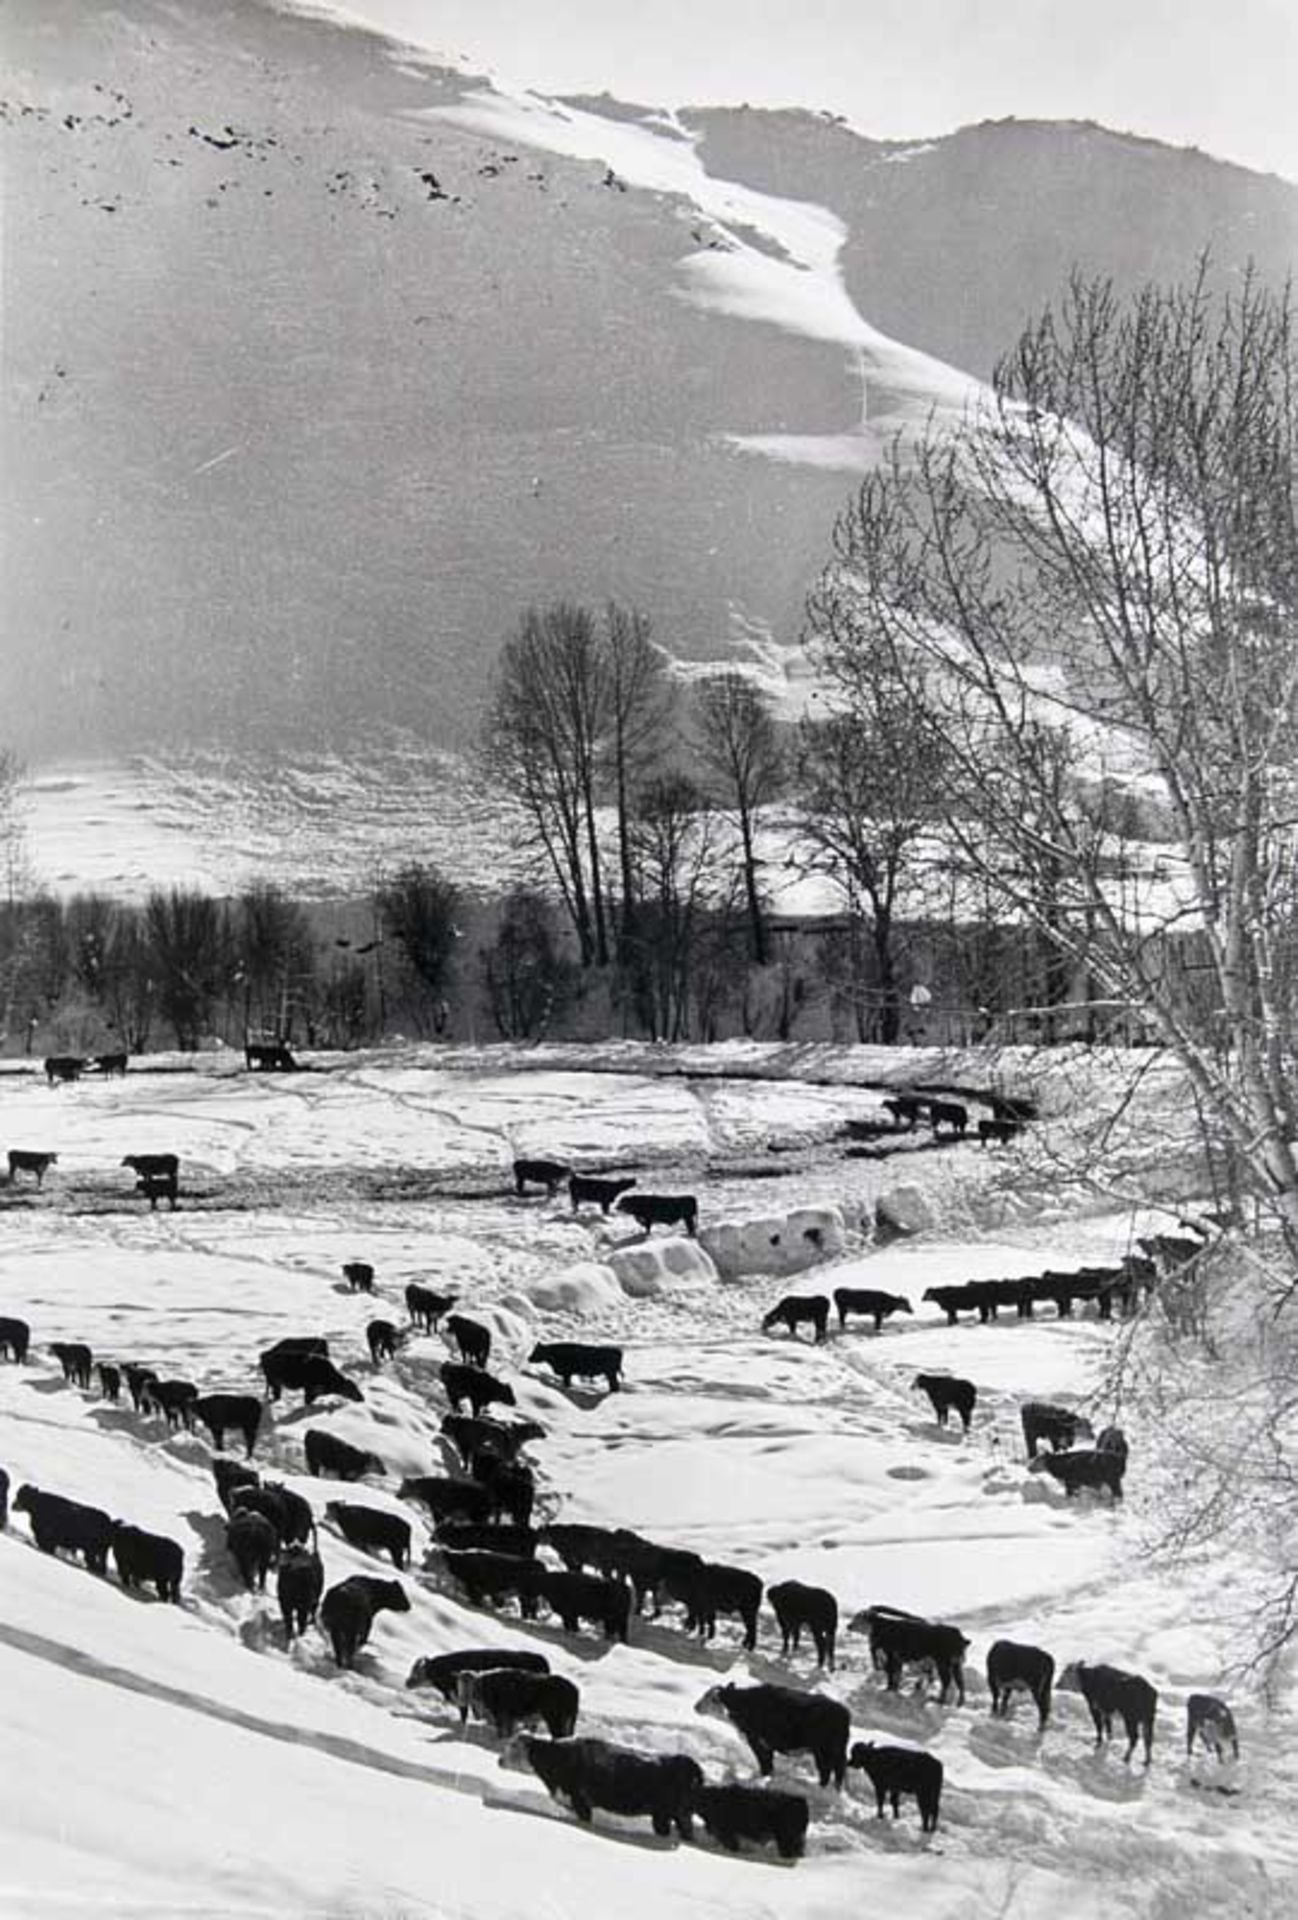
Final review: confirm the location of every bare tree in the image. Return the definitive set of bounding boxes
[480,887,576,1040]
[815,263,1298,1246]
[483,604,611,966]
[603,602,674,962]
[625,775,727,1040]
[234,883,314,1041]
[145,889,231,1051]
[692,672,784,967]
[793,617,946,1042]
[375,863,461,1031]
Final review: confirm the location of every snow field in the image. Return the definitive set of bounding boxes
[0,1052,1293,1915]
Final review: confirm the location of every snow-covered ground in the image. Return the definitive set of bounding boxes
[0,1047,1292,1916]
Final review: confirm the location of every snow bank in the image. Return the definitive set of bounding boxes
[606,1237,718,1297]
[522,1261,624,1315]
[875,1182,937,1239]
[700,1203,847,1278]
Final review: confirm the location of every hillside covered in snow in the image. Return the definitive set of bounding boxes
[0,1043,1293,1915]
[4,0,1295,762]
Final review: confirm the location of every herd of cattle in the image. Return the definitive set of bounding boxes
[0,1081,1242,1859]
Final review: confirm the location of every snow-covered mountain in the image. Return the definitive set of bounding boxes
[4,0,1296,767]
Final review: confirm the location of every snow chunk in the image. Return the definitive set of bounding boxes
[875,1183,936,1239]
[700,1204,845,1278]
[607,1238,718,1297]
[523,1261,624,1316]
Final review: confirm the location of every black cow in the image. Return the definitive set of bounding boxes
[226,1508,278,1590]
[277,1545,325,1643]
[304,1429,383,1481]
[7,1149,57,1187]
[122,1152,179,1183]
[986,1639,1055,1729]
[260,1348,364,1406]
[1058,1660,1157,1764]
[978,1118,1021,1146]
[111,1522,184,1602]
[1031,1448,1125,1501]
[406,1283,456,1331]
[441,1361,516,1416]
[535,1568,631,1642]
[326,1501,411,1569]
[45,1055,84,1085]
[406,1648,551,1701]
[518,1736,701,1839]
[191,1395,264,1457]
[440,1413,545,1476]
[212,1457,260,1513]
[882,1095,926,1128]
[246,1041,297,1071]
[91,1052,128,1077]
[696,1682,849,1789]
[617,1192,698,1237]
[445,1314,492,1368]
[761,1296,829,1343]
[833,1287,912,1332]
[1095,1426,1129,1468]
[262,1336,329,1365]
[50,1342,93,1389]
[850,1607,969,1704]
[848,1742,943,1831]
[606,1535,703,1617]
[513,1158,571,1197]
[767,1579,838,1669]
[664,1561,762,1651]
[1186,1693,1239,1761]
[922,1285,981,1325]
[0,1317,30,1363]
[569,1173,637,1215]
[366,1319,401,1365]
[96,1362,121,1402]
[342,1260,374,1294]
[319,1574,410,1668]
[928,1100,968,1136]
[14,1486,113,1572]
[914,1373,977,1433]
[229,1482,314,1549]
[528,1342,622,1393]
[1020,1401,1094,1460]
[123,1364,160,1413]
[457,1667,579,1740]
[472,1455,535,1529]
[440,1548,543,1617]
[691,1783,809,1859]
[400,1475,491,1526]
[143,1378,199,1430]
[538,1522,624,1576]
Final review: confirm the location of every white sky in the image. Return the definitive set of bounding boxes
[319,0,1298,184]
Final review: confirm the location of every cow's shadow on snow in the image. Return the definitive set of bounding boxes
[966,1717,1047,1768]
[1040,1743,1151,1800]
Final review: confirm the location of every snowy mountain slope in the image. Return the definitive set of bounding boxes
[0,1050,1293,1914]
[4,0,1295,762]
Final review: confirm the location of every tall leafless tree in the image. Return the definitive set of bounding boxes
[603,602,674,962]
[692,672,784,967]
[813,262,1298,1251]
[484,604,611,966]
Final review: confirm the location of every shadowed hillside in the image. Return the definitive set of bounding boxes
[3,0,1295,759]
